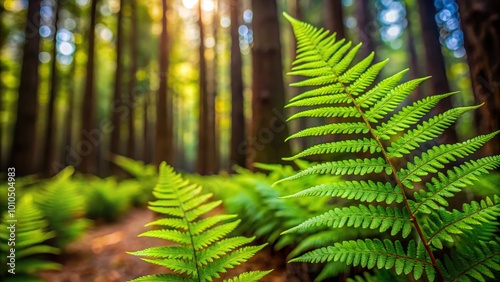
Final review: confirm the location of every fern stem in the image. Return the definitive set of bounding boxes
[342,83,446,282]
[174,188,202,281]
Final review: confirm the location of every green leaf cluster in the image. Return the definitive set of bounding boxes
[34,167,90,248]
[128,162,272,281]
[0,195,60,281]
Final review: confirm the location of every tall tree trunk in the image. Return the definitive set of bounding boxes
[212,0,220,170]
[249,0,291,169]
[111,0,124,159]
[457,0,500,156]
[228,0,245,171]
[63,48,77,168]
[323,0,346,144]
[9,0,42,176]
[405,0,422,100]
[79,0,99,174]
[42,1,62,177]
[324,0,346,39]
[355,0,377,59]
[127,0,138,159]
[417,0,457,144]
[155,0,173,166]
[196,1,217,174]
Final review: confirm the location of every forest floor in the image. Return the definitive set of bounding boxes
[38,208,288,282]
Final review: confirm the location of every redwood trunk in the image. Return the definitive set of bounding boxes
[127,0,138,159]
[111,0,124,158]
[228,0,246,171]
[43,1,62,176]
[155,0,173,166]
[196,1,217,174]
[355,0,377,59]
[250,0,291,168]
[417,0,457,144]
[79,0,99,174]
[457,0,500,156]
[324,0,346,39]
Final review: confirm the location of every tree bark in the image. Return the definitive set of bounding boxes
[228,0,245,171]
[405,0,422,101]
[457,0,500,156]
[324,0,346,39]
[127,0,138,159]
[355,0,377,59]
[9,0,42,176]
[63,47,77,168]
[79,0,99,174]
[111,0,124,159]
[196,1,217,174]
[417,0,457,144]
[155,0,174,166]
[249,0,291,169]
[42,1,62,177]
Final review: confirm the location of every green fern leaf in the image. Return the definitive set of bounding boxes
[290,239,433,280]
[387,105,482,158]
[425,196,500,249]
[439,239,500,282]
[284,138,381,160]
[374,92,457,139]
[282,12,500,282]
[275,158,390,184]
[287,106,360,120]
[282,205,412,237]
[281,180,403,205]
[399,131,500,188]
[411,156,500,214]
[285,92,350,108]
[129,163,271,281]
[285,122,369,141]
[364,77,430,123]
[355,69,407,108]
[0,195,60,279]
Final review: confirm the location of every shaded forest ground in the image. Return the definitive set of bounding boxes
[38,208,287,282]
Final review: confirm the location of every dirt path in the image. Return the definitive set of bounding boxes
[38,208,287,281]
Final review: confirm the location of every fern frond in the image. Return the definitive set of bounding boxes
[411,155,500,214]
[282,12,500,282]
[288,106,360,120]
[347,59,389,95]
[0,195,60,279]
[129,163,271,281]
[284,138,381,160]
[439,239,500,282]
[290,239,434,281]
[35,166,89,247]
[281,180,403,205]
[282,205,412,238]
[425,196,500,249]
